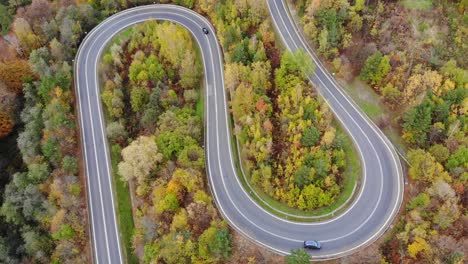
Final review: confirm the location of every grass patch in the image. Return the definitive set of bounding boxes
[361,101,384,119]
[109,27,134,46]
[194,39,204,121]
[331,127,360,214]
[196,90,204,120]
[401,0,433,10]
[99,27,138,263]
[344,79,386,119]
[110,141,138,264]
[342,78,408,154]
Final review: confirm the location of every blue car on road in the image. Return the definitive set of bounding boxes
[304,240,321,249]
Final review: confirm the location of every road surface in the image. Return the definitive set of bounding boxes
[74,3,403,262]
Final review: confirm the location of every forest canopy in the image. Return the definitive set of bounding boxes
[294,0,467,262]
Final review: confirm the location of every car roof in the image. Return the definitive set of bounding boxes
[304,240,319,246]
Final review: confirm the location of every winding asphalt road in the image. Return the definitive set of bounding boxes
[74,3,404,263]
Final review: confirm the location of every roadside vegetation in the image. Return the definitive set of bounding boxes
[0,0,101,262]
[292,0,467,262]
[2,0,464,263]
[0,0,286,263]
[198,0,358,214]
[99,20,237,263]
[97,0,359,261]
[228,46,352,211]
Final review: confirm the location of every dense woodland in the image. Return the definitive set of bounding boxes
[0,0,103,262]
[0,0,465,263]
[207,0,351,211]
[228,46,351,210]
[293,0,467,263]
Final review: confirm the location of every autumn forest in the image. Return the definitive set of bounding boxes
[0,0,466,264]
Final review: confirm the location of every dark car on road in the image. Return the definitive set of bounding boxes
[202,27,209,34]
[304,240,321,249]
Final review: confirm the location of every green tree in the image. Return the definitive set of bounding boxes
[313,2,350,56]
[402,99,433,147]
[231,38,251,64]
[318,28,330,56]
[293,48,315,76]
[27,162,50,184]
[51,225,75,240]
[140,108,158,133]
[143,242,160,264]
[231,83,254,122]
[140,86,163,132]
[41,138,61,167]
[446,146,467,170]
[147,86,162,112]
[198,225,232,261]
[407,193,430,210]
[37,75,57,102]
[22,229,53,263]
[157,231,194,264]
[1,177,49,225]
[177,144,205,169]
[106,121,128,144]
[18,105,43,163]
[275,49,314,84]
[0,236,19,263]
[28,47,51,77]
[148,60,165,82]
[428,144,450,164]
[294,166,313,188]
[161,192,179,212]
[382,83,401,105]
[0,4,13,35]
[312,156,329,178]
[62,155,78,175]
[360,51,391,85]
[156,132,196,160]
[213,229,232,259]
[251,61,272,92]
[301,127,320,147]
[354,0,365,11]
[130,86,149,113]
[407,149,449,182]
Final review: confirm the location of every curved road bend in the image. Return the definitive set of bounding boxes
[74,4,404,263]
[267,0,404,256]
